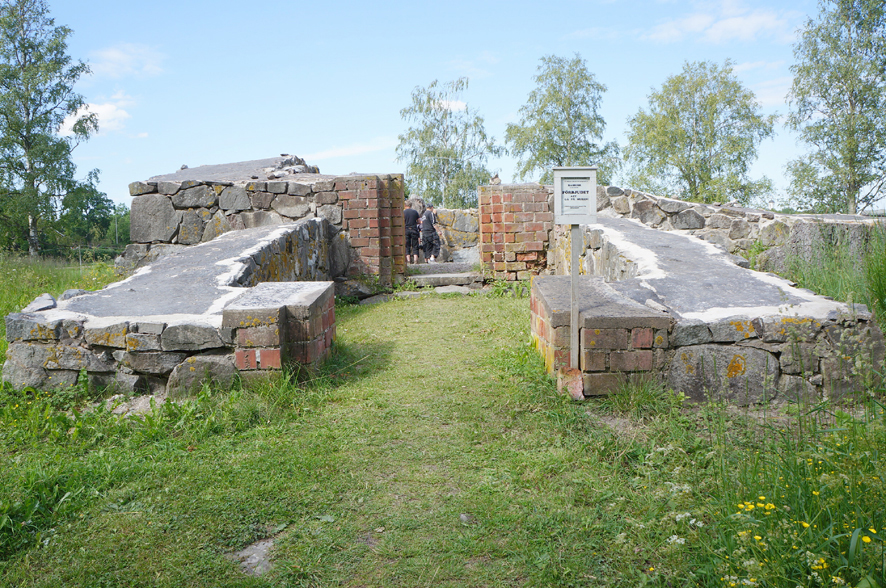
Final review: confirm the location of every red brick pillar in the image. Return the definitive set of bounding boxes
[478,185,553,281]
[337,174,405,287]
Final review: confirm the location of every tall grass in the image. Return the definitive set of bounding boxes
[0,253,118,356]
[784,222,886,328]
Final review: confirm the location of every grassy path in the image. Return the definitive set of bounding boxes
[4,274,886,586]
[8,295,644,587]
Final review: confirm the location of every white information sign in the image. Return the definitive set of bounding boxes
[554,166,597,225]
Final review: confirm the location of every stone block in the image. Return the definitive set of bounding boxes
[729,218,751,240]
[120,351,189,375]
[219,186,251,211]
[246,181,267,192]
[250,192,275,209]
[778,342,819,375]
[201,210,231,242]
[177,208,206,245]
[272,195,311,218]
[85,322,129,348]
[22,293,56,313]
[710,318,757,342]
[241,210,285,228]
[287,182,311,196]
[129,182,157,196]
[88,372,147,395]
[667,344,780,405]
[131,195,182,243]
[126,332,162,351]
[267,181,288,194]
[157,181,181,195]
[658,199,691,214]
[582,327,629,350]
[316,191,338,205]
[778,375,821,404]
[318,204,342,225]
[237,325,282,347]
[161,324,224,351]
[610,350,653,372]
[611,196,631,214]
[752,316,822,343]
[672,209,705,230]
[654,329,668,348]
[557,367,585,401]
[672,320,711,346]
[707,214,733,229]
[166,353,236,398]
[758,220,790,247]
[173,185,217,208]
[5,313,63,341]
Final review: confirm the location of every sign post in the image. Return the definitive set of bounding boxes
[553,166,597,374]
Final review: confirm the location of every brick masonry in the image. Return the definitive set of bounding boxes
[478,185,553,281]
[125,173,405,288]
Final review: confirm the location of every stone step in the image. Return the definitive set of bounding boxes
[410,272,483,288]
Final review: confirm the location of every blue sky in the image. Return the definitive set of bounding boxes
[52,0,816,207]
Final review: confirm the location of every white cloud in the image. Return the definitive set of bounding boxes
[641,1,798,44]
[645,13,716,42]
[447,51,500,79]
[59,92,135,136]
[436,100,467,111]
[303,137,398,161]
[752,76,793,108]
[733,60,785,73]
[88,43,164,79]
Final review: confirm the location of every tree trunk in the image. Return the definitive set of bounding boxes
[27,214,39,257]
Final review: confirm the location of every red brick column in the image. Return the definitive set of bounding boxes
[336,174,405,287]
[478,185,553,281]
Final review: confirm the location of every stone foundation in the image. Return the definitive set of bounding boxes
[3,220,339,397]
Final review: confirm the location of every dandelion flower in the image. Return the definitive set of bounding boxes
[801,522,810,528]
[862,536,871,544]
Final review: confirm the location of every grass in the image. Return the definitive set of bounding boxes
[0,253,118,357]
[0,260,884,586]
[782,223,886,327]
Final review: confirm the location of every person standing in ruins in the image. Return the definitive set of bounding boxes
[404,202,421,265]
[421,204,441,263]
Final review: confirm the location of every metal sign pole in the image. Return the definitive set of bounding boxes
[570,224,580,370]
[552,166,597,382]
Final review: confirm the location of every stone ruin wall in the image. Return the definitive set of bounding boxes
[121,173,406,287]
[474,183,884,403]
[4,220,338,398]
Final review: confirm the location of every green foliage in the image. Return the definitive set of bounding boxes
[505,53,619,185]
[787,0,886,214]
[864,223,886,323]
[700,399,886,587]
[624,60,776,205]
[0,0,97,255]
[57,180,113,246]
[0,253,118,357]
[396,78,504,208]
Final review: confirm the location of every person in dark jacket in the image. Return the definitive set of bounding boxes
[421,205,441,263]
[404,204,421,264]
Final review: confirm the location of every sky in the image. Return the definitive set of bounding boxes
[51,0,818,208]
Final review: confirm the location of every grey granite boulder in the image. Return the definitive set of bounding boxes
[173,185,217,208]
[220,186,251,211]
[166,353,236,398]
[672,209,705,230]
[131,195,182,243]
[667,343,780,404]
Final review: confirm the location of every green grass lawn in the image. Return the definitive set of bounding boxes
[1,277,885,585]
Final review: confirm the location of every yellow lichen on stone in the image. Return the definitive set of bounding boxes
[726,355,746,378]
[681,352,695,374]
[655,335,664,346]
